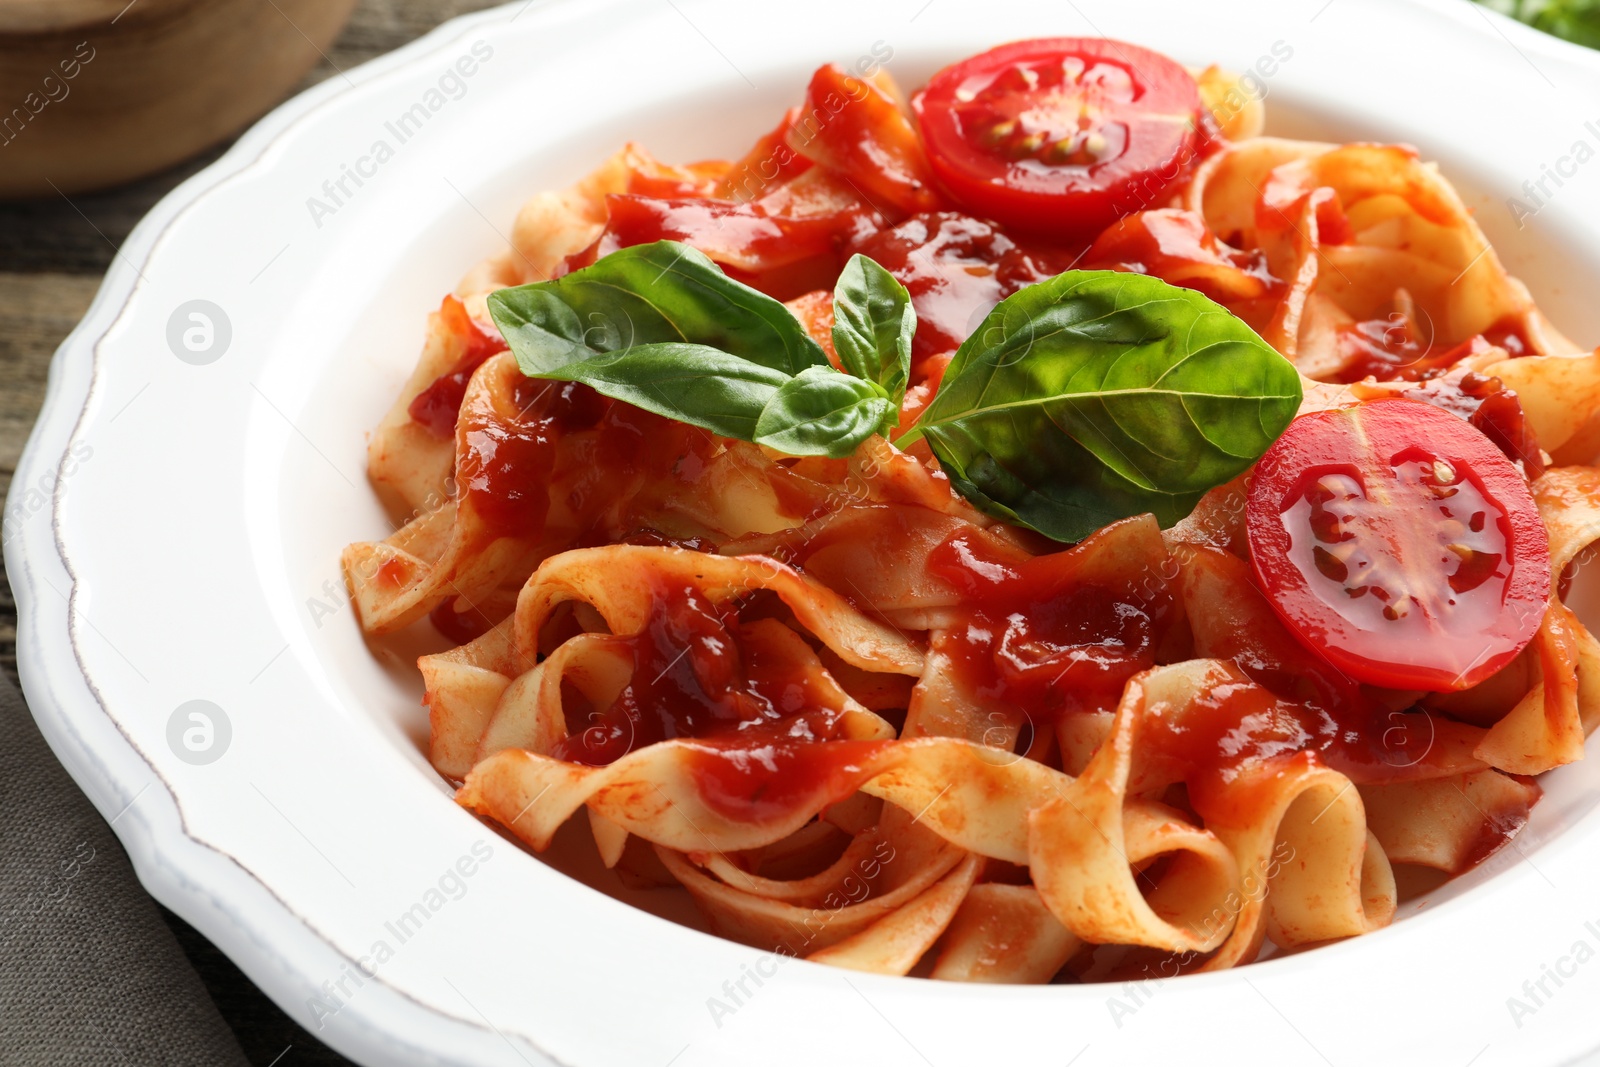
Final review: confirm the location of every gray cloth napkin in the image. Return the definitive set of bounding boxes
[0,671,250,1067]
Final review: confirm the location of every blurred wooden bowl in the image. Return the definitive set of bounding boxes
[0,0,359,198]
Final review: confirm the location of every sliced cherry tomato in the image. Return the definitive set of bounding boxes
[911,37,1205,239]
[1247,398,1550,692]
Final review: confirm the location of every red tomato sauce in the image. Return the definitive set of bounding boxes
[926,518,1176,722]
[850,212,1078,364]
[1082,209,1280,307]
[685,738,893,824]
[560,194,873,299]
[548,578,885,821]
[457,378,710,544]
[1398,370,1545,477]
[407,297,510,438]
[1331,316,1540,385]
[458,377,588,537]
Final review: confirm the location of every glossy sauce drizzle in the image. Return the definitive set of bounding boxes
[927,518,1175,723]
[457,377,590,538]
[550,581,886,821]
[851,212,1076,365]
[560,194,869,298]
[408,297,509,438]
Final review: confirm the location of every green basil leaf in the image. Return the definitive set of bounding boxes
[831,253,914,406]
[906,269,1302,542]
[487,240,829,378]
[752,366,895,458]
[531,342,789,440]
[1475,0,1600,49]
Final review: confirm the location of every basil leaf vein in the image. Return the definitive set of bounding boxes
[904,269,1302,542]
[753,366,895,459]
[488,241,829,377]
[529,342,790,440]
[830,253,914,413]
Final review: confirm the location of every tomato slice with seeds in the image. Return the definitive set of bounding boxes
[911,37,1205,239]
[1246,399,1549,692]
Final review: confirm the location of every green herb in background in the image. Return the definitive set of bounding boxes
[488,241,1302,542]
[1477,0,1600,49]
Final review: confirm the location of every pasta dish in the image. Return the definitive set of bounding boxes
[341,37,1600,983]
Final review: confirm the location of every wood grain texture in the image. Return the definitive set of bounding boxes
[1,4,507,1063]
[0,0,360,196]
[0,271,97,688]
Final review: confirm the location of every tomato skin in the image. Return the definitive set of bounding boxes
[912,37,1204,239]
[788,64,941,216]
[1246,398,1550,692]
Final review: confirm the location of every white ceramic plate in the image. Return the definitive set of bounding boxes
[14,1,1600,1063]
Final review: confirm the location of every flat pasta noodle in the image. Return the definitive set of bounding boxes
[459,737,901,857]
[1484,351,1600,459]
[365,295,492,519]
[724,503,1017,631]
[804,853,984,975]
[929,883,1082,983]
[1192,65,1266,144]
[653,810,965,959]
[1468,467,1600,772]
[508,544,925,675]
[368,143,713,519]
[1360,770,1541,875]
[1186,138,1582,378]
[502,143,713,289]
[421,617,525,780]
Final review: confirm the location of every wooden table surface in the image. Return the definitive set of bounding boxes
[0,4,503,1063]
